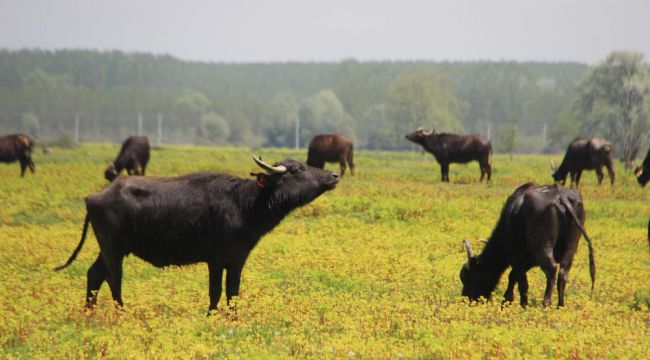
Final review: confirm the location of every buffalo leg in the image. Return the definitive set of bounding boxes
[595,167,604,185]
[518,272,529,307]
[540,256,558,307]
[208,262,223,311]
[557,265,572,307]
[86,254,108,307]
[348,160,355,176]
[479,163,486,182]
[440,163,450,182]
[339,159,347,177]
[503,270,518,303]
[27,156,35,173]
[605,162,615,186]
[225,263,244,305]
[102,253,124,306]
[141,162,147,176]
[574,170,583,189]
[19,160,27,177]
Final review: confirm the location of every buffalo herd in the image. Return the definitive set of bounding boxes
[0,128,645,312]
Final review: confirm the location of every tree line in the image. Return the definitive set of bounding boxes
[0,49,647,159]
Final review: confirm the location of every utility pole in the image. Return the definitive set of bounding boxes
[157,114,163,147]
[74,114,80,143]
[295,116,300,149]
[137,113,143,136]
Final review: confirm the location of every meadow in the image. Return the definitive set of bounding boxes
[1,143,649,359]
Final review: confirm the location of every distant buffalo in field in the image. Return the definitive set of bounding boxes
[55,155,339,312]
[104,136,150,182]
[461,183,595,307]
[0,133,35,177]
[634,149,650,245]
[307,134,355,176]
[405,128,492,182]
[551,137,615,188]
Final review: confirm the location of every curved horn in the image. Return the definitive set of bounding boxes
[253,155,287,174]
[635,167,643,178]
[550,160,557,171]
[463,239,474,261]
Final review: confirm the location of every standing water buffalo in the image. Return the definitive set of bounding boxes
[307,134,355,176]
[634,149,650,244]
[460,183,595,307]
[0,133,35,177]
[104,136,150,182]
[405,128,492,182]
[551,137,615,188]
[55,155,339,312]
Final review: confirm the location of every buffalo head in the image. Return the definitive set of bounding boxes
[251,155,339,203]
[635,165,650,187]
[550,160,566,185]
[104,162,118,182]
[405,127,434,145]
[459,239,501,301]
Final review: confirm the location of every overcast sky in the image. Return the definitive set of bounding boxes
[1,0,648,64]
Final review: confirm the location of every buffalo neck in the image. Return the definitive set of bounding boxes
[235,180,319,245]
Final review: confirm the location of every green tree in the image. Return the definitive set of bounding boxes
[262,92,299,147]
[298,90,355,146]
[21,112,40,138]
[203,112,230,144]
[386,68,465,149]
[495,123,517,159]
[173,91,210,141]
[23,67,74,90]
[576,51,650,164]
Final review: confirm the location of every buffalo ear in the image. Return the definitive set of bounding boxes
[635,167,643,178]
[251,172,282,189]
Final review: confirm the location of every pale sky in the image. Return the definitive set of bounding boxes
[1,0,648,64]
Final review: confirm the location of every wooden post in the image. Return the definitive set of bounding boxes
[295,116,300,149]
[74,114,80,143]
[542,123,547,150]
[157,114,163,147]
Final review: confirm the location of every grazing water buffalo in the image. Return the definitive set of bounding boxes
[460,183,595,307]
[0,133,35,177]
[405,128,491,182]
[634,149,650,244]
[307,134,355,176]
[55,156,339,312]
[551,137,615,188]
[104,136,150,182]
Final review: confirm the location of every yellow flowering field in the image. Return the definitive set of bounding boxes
[1,144,649,359]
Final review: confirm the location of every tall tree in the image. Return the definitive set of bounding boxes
[576,51,650,164]
[173,91,210,141]
[385,68,466,149]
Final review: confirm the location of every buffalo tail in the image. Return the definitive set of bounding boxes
[54,213,90,271]
[559,197,596,295]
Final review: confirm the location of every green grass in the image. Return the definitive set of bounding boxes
[1,144,649,358]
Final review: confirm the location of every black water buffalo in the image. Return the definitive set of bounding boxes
[551,137,615,188]
[634,149,650,244]
[405,128,492,182]
[104,136,150,182]
[55,156,339,312]
[0,133,35,177]
[460,183,595,307]
[307,134,355,176]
